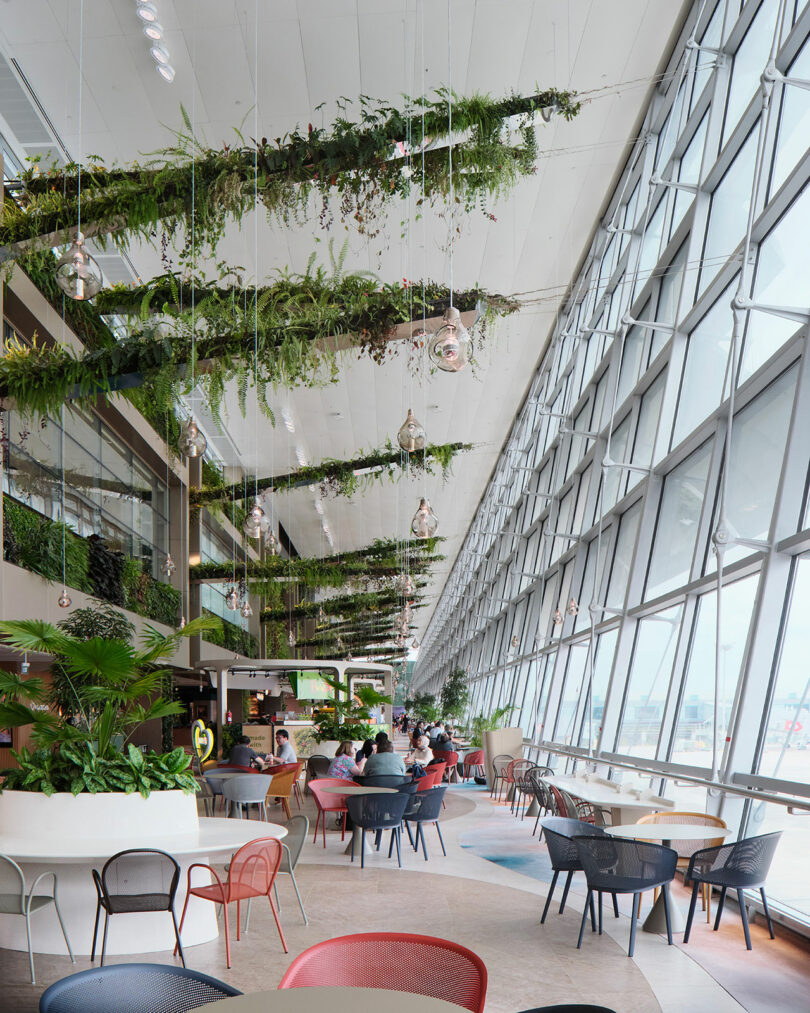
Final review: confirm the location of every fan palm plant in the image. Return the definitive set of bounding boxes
[0,614,219,796]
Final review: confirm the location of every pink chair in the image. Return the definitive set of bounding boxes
[308,778,354,847]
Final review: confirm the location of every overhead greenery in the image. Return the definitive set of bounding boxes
[1,88,579,260]
[200,608,259,659]
[0,614,219,796]
[261,587,423,624]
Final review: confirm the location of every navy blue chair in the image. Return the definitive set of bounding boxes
[539,818,614,925]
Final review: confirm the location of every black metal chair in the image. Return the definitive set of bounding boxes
[404,785,448,860]
[346,792,410,868]
[526,768,554,834]
[38,963,241,1012]
[539,818,614,925]
[306,754,331,785]
[358,774,412,788]
[683,831,782,950]
[573,836,677,957]
[91,849,184,967]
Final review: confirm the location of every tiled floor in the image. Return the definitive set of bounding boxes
[2,781,808,1013]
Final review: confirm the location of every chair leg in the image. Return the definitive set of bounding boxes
[91,899,101,962]
[350,827,356,863]
[577,889,592,949]
[714,886,727,931]
[435,822,447,856]
[236,900,241,941]
[760,888,775,939]
[268,891,288,953]
[283,798,292,819]
[541,870,559,924]
[589,891,597,932]
[404,822,415,848]
[559,869,574,914]
[683,881,700,944]
[289,868,308,925]
[322,812,327,848]
[53,893,75,964]
[171,909,186,967]
[340,811,346,841]
[533,809,542,836]
[223,903,232,968]
[100,912,110,967]
[24,909,35,985]
[628,893,640,958]
[737,889,753,950]
[612,892,619,918]
[388,830,395,858]
[360,828,366,869]
[375,829,382,852]
[395,828,402,868]
[273,882,280,913]
[313,811,320,844]
[418,823,429,861]
[175,889,192,956]
[598,891,603,935]
[662,882,673,946]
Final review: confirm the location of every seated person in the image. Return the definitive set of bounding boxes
[228,735,266,768]
[406,735,433,767]
[374,730,390,750]
[433,732,457,754]
[255,728,297,769]
[362,739,407,777]
[328,740,366,779]
[356,739,376,764]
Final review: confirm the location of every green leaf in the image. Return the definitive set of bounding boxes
[127,743,144,770]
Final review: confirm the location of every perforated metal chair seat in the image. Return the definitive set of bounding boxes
[38,962,241,1013]
[106,892,171,913]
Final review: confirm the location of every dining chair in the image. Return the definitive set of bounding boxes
[460,749,485,781]
[506,758,534,812]
[491,754,514,800]
[360,774,412,788]
[264,764,302,819]
[243,814,310,930]
[308,778,354,846]
[278,932,487,1013]
[38,963,240,1012]
[539,819,613,926]
[346,791,410,868]
[404,785,447,860]
[176,837,287,968]
[0,854,73,985]
[91,849,183,967]
[573,835,678,957]
[223,773,270,820]
[268,761,304,809]
[683,832,782,950]
[636,810,727,920]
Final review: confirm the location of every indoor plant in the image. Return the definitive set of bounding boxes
[311,674,391,745]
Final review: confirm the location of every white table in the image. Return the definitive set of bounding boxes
[318,784,399,856]
[194,985,468,1013]
[551,774,676,825]
[607,823,730,933]
[0,817,286,955]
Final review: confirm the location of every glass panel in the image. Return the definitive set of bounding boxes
[670,574,758,767]
[600,417,632,516]
[577,627,619,750]
[638,201,666,283]
[672,115,708,234]
[690,1,724,113]
[632,372,665,469]
[771,38,810,195]
[646,441,713,599]
[553,643,590,745]
[722,0,779,148]
[606,502,641,609]
[615,605,683,757]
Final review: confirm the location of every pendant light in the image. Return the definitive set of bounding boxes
[266,531,279,555]
[566,597,579,616]
[411,498,438,538]
[411,637,420,649]
[400,574,415,595]
[428,307,472,372]
[397,409,426,452]
[55,234,103,301]
[177,417,207,457]
[162,554,176,578]
[225,587,239,611]
[288,629,296,648]
[179,615,186,629]
[240,600,253,618]
[243,496,265,538]
[57,588,72,609]
[346,651,353,662]
[552,607,563,626]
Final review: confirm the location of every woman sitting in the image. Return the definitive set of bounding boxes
[406,734,433,767]
[327,741,366,779]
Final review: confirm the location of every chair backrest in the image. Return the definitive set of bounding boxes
[38,962,241,1013]
[436,750,459,768]
[272,761,303,777]
[97,850,180,911]
[573,835,677,891]
[548,784,575,817]
[491,754,513,779]
[278,932,487,1013]
[429,760,447,782]
[0,855,25,914]
[214,765,256,774]
[636,810,728,860]
[307,755,332,779]
[507,758,535,784]
[266,766,299,800]
[689,832,782,886]
[309,779,354,811]
[540,818,607,869]
[405,785,447,822]
[229,837,283,897]
[361,774,411,788]
[417,770,439,791]
[462,749,484,767]
[396,780,420,795]
[223,773,270,805]
[346,791,410,829]
[281,815,309,871]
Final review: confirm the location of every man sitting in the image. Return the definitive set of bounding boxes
[228,735,266,768]
[255,728,297,769]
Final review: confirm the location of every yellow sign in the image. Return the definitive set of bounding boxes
[191,719,214,762]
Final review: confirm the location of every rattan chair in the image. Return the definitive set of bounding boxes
[38,963,240,1012]
[91,849,183,967]
[683,832,782,950]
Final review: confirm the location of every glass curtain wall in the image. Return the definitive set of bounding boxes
[415,0,810,924]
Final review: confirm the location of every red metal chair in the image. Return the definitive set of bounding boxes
[278,931,487,1013]
[436,750,459,782]
[176,837,287,969]
[461,749,485,781]
[308,778,354,847]
[416,770,439,791]
[429,760,447,782]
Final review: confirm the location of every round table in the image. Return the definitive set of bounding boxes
[318,784,398,855]
[608,822,730,933]
[0,818,287,955]
[194,985,467,1013]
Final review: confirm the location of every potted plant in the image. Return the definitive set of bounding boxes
[0,611,220,840]
[469,706,515,747]
[311,674,391,754]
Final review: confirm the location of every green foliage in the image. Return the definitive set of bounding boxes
[470,706,515,748]
[2,496,91,592]
[408,691,440,723]
[121,556,182,626]
[311,671,391,743]
[440,667,470,722]
[201,609,259,659]
[260,587,423,624]
[0,614,220,795]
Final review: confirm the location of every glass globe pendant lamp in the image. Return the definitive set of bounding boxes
[397,409,426,453]
[55,233,103,301]
[57,588,72,608]
[162,554,176,578]
[411,637,420,649]
[288,629,296,648]
[411,498,438,538]
[240,600,253,618]
[427,307,472,372]
[225,587,239,611]
[177,417,207,457]
[243,497,265,538]
[266,531,279,556]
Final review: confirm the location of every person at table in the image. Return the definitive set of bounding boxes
[356,738,376,764]
[228,735,266,768]
[406,735,433,767]
[362,739,407,777]
[328,741,366,779]
[428,721,445,747]
[374,730,390,750]
[433,732,456,755]
[256,728,297,769]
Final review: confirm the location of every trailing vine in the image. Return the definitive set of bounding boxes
[260,588,424,624]
[1,89,579,261]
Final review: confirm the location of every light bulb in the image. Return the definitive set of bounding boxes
[162,554,176,578]
[511,634,519,649]
[55,234,103,301]
[240,600,253,618]
[57,588,72,608]
[288,630,296,648]
[225,588,239,611]
[150,43,170,65]
[156,64,176,83]
[411,638,420,649]
[177,417,207,457]
[566,597,579,616]
[411,497,438,538]
[143,22,163,41]
[552,607,563,626]
[397,409,426,453]
[243,498,264,538]
[427,307,472,372]
[265,531,278,555]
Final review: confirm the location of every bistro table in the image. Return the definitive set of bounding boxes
[194,985,467,1013]
[607,823,732,933]
[551,774,676,825]
[0,817,286,956]
[319,784,399,856]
